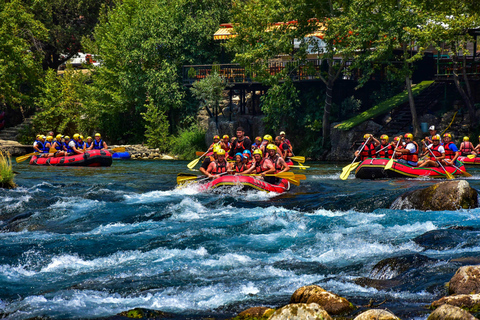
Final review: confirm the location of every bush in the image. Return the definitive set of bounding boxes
[142,99,170,152]
[170,125,206,160]
[0,150,15,189]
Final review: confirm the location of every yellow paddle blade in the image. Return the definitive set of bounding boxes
[16,152,38,163]
[340,162,359,180]
[294,174,306,180]
[49,147,57,153]
[384,158,395,170]
[246,172,295,178]
[187,157,201,169]
[445,170,454,180]
[291,165,309,169]
[290,156,305,163]
[177,175,199,184]
[112,147,126,153]
[467,154,476,159]
[285,178,300,186]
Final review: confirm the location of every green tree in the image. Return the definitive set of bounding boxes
[0,0,46,108]
[190,72,227,119]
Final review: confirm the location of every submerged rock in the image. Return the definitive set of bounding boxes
[115,308,174,319]
[236,306,274,319]
[290,285,355,315]
[390,180,478,211]
[431,293,480,312]
[414,229,469,250]
[448,265,480,295]
[354,309,400,320]
[427,304,476,320]
[370,254,437,280]
[268,303,332,320]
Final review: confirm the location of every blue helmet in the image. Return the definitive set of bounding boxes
[235,152,244,160]
[242,150,251,158]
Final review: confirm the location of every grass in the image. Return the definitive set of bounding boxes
[334,80,434,131]
[170,125,207,160]
[0,149,16,189]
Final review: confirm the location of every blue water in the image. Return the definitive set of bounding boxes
[1,161,480,319]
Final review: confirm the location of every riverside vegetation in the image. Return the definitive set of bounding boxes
[0,150,15,189]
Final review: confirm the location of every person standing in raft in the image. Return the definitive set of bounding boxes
[442,133,460,166]
[418,134,444,167]
[395,133,419,166]
[355,134,379,161]
[375,135,394,158]
[425,125,437,145]
[242,149,276,184]
[459,136,476,156]
[200,146,220,176]
[93,133,108,150]
[206,148,230,179]
[228,127,252,158]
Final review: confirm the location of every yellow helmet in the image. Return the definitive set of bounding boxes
[213,146,221,153]
[213,135,220,140]
[36,134,42,139]
[432,134,441,141]
[404,133,413,139]
[263,135,273,143]
[216,148,226,155]
[95,133,101,137]
[393,136,401,142]
[46,136,53,141]
[64,136,70,140]
[41,135,46,140]
[464,136,470,141]
[223,135,229,139]
[443,133,451,139]
[380,134,389,141]
[363,134,372,139]
[253,149,263,157]
[56,134,62,139]
[79,135,84,140]
[87,136,92,140]
[266,144,277,151]
[73,133,80,140]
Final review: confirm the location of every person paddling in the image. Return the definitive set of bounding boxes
[418,134,444,167]
[200,146,220,176]
[459,136,476,156]
[231,153,248,174]
[442,133,460,166]
[242,149,276,184]
[375,135,394,158]
[242,150,252,167]
[355,134,379,161]
[53,134,67,157]
[206,148,230,179]
[395,133,419,167]
[266,144,290,181]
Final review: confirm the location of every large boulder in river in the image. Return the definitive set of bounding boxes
[354,309,400,320]
[390,180,478,211]
[290,285,355,315]
[236,306,275,319]
[427,304,476,320]
[268,303,332,320]
[369,254,437,280]
[448,265,480,295]
[431,293,480,312]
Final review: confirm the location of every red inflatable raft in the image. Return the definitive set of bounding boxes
[355,158,467,179]
[196,175,290,193]
[458,156,480,165]
[30,150,113,167]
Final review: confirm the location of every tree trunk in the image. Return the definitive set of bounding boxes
[462,54,477,124]
[453,71,476,123]
[322,63,335,148]
[405,76,421,137]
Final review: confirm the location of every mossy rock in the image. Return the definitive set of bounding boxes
[117,308,172,319]
[232,306,275,320]
[290,285,355,315]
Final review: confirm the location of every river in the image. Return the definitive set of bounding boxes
[1,160,480,319]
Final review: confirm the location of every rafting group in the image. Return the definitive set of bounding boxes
[177,127,306,193]
[342,125,477,180]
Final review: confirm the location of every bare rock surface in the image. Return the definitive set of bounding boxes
[237,306,274,319]
[290,285,355,315]
[427,304,477,320]
[354,309,400,320]
[431,293,480,312]
[268,303,332,320]
[449,265,480,295]
[390,180,478,211]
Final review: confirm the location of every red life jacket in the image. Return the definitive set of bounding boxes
[222,142,231,153]
[235,162,247,173]
[255,159,267,174]
[460,141,474,154]
[401,141,419,162]
[278,142,293,158]
[444,141,456,160]
[213,160,227,174]
[360,142,376,161]
[270,155,283,173]
[429,144,443,161]
[377,144,394,158]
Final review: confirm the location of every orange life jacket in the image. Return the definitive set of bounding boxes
[401,141,419,162]
[377,145,394,158]
[444,142,456,160]
[213,160,227,174]
[360,142,376,161]
[429,144,443,161]
[460,141,474,154]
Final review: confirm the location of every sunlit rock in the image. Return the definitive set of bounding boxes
[116,308,173,319]
[427,304,476,320]
[290,285,355,315]
[354,309,400,320]
[431,293,480,313]
[390,180,478,211]
[236,306,274,319]
[268,303,332,320]
[448,265,480,295]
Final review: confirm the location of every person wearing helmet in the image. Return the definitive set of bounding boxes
[39,136,54,158]
[52,134,67,157]
[73,135,86,154]
[275,136,293,160]
[442,133,460,166]
[375,135,394,159]
[228,127,252,159]
[425,125,437,145]
[266,144,290,177]
[65,136,76,156]
[206,148,231,178]
[279,131,292,147]
[221,135,231,155]
[93,133,108,150]
[460,137,476,156]
[418,134,444,167]
[231,152,248,173]
[355,134,379,161]
[73,133,80,142]
[252,136,263,151]
[242,150,252,167]
[208,135,221,152]
[33,134,44,153]
[475,136,480,155]
[242,149,276,183]
[395,133,419,166]
[200,146,220,176]
[85,136,93,150]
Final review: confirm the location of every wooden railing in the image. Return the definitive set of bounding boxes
[436,57,480,78]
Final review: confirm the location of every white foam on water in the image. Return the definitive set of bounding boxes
[0,263,37,278]
[123,187,200,204]
[166,197,208,220]
[49,197,105,213]
[200,253,253,268]
[2,195,32,212]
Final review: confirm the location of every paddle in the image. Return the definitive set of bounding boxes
[449,162,472,177]
[290,165,310,169]
[111,147,126,153]
[16,152,40,163]
[423,141,454,180]
[245,172,295,178]
[187,150,209,169]
[467,155,476,159]
[340,136,371,180]
[384,137,402,171]
[294,174,306,180]
[290,156,305,163]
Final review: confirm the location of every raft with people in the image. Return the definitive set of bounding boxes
[30,149,113,167]
[183,174,292,193]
